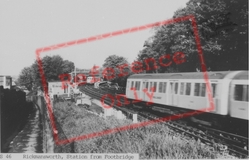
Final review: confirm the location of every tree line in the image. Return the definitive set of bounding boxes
[18,0,248,89]
[18,55,74,91]
[102,0,248,86]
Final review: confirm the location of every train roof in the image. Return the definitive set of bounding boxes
[128,71,248,80]
[233,71,249,80]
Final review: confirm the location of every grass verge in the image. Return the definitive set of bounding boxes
[53,100,235,159]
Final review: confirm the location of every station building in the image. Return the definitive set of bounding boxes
[0,75,12,89]
[48,81,69,98]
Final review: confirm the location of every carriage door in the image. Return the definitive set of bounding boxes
[210,83,218,112]
[142,80,149,101]
[173,82,179,106]
[168,82,174,105]
[168,81,178,106]
[229,82,248,119]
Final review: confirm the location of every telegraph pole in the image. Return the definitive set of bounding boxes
[74,66,76,86]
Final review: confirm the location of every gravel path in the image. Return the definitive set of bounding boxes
[8,105,43,153]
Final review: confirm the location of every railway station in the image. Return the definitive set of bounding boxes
[1,0,248,158]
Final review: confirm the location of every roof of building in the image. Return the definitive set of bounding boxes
[0,75,12,78]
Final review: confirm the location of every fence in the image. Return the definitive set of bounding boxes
[29,95,74,153]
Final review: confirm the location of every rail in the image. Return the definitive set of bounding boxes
[80,85,249,158]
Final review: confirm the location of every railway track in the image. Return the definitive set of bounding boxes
[79,85,249,158]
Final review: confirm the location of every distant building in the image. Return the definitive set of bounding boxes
[70,68,91,77]
[70,67,104,77]
[48,81,69,98]
[0,75,12,89]
[12,81,16,87]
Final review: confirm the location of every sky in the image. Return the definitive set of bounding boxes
[0,0,189,76]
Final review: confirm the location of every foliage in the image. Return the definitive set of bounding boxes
[102,55,132,87]
[53,100,235,159]
[17,67,35,91]
[17,55,74,91]
[137,0,248,72]
[62,60,75,74]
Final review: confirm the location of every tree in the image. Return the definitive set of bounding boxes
[171,0,248,71]
[102,55,132,86]
[136,47,160,73]
[62,60,75,73]
[18,55,75,91]
[17,67,34,91]
[136,0,248,72]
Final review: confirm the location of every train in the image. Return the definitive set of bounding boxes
[126,71,248,125]
[86,76,101,84]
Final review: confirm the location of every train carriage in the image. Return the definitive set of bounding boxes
[126,71,248,120]
[229,71,248,120]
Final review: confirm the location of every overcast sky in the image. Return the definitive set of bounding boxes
[0,0,189,76]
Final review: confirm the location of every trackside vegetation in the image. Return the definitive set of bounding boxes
[53,100,235,159]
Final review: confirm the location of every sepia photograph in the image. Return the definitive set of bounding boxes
[0,0,248,159]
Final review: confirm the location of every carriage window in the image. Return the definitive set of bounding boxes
[162,82,167,93]
[245,85,249,102]
[149,82,153,91]
[194,83,200,96]
[201,83,206,97]
[131,81,134,89]
[145,82,149,91]
[159,82,166,93]
[235,85,249,102]
[159,82,163,93]
[135,81,140,91]
[137,81,141,90]
[185,83,191,95]
[174,83,178,94]
[180,83,184,95]
[211,83,217,97]
[234,85,243,101]
[153,82,157,92]
[170,82,174,93]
